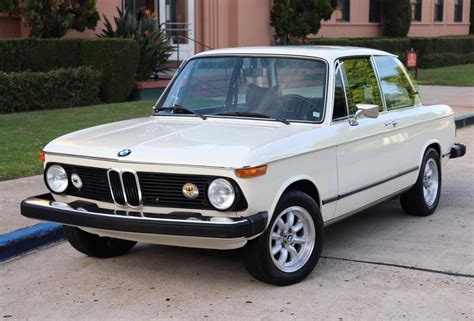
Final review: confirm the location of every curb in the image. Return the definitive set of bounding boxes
[455,113,474,129]
[0,223,64,262]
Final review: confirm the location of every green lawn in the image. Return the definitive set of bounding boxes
[0,100,154,181]
[415,64,474,86]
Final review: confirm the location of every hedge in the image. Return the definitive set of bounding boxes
[79,39,140,102]
[0,38,139,102]
[309,36,474,68]
[418,52,474,69]
[309,37,411,56]
[0,67,101,114]
[411,36,474,55]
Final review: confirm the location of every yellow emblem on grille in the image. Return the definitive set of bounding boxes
[182,183,199,199]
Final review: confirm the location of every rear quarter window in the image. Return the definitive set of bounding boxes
[373,56,417,110]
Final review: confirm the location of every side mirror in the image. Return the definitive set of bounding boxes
[349,104,379,126]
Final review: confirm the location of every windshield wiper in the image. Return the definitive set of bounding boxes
[214,111,290,125]
[156,105,207,120]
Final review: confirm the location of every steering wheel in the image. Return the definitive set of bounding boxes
[279,94,313,120]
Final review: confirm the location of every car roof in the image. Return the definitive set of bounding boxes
[194,46,395,61]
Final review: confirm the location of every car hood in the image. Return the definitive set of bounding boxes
[44,117,318,168]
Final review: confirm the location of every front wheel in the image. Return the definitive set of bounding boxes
[243,191,324,286]
[400,147,441,216]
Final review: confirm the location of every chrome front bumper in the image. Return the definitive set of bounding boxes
[21,194,268,239]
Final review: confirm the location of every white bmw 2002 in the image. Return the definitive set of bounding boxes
[22,47,466,285]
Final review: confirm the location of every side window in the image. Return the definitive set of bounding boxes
[340,57,384,115]
[374,56,417,110]
[333,67,348,120]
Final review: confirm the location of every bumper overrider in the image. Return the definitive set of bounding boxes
[449,143,466,159]
[21,194,268,239]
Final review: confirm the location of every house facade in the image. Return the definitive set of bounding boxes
[0,0,471,60]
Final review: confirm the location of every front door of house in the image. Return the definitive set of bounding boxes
[159,0,195,61]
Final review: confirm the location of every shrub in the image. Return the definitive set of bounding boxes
[0,67,101,114]
[8,0,99,38]
[0,38,139,102]
[79,39,139,102]
[0,39,81,72]
[418,52,474,68]
[99,7,172,81]
[271,0,337,44]
[0,0,19,14]
[411,36,474,55]
[382,0,411,37]
[309,37,411,56]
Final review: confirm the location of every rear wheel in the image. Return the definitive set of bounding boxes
[63,226,136,258]
[243,191,324,286]
[400,148,441,216]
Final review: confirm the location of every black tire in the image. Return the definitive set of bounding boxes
[243,191,324,286]
[400,147,441,216]
[63,226,136,258]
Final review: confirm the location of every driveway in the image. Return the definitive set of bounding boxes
[1,127,472,320]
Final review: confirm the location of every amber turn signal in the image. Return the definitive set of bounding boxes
[38,151,45,162]
[235,165,267,178]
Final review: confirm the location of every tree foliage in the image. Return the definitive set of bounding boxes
[382,0,411,37]
[0,0,20,14]
[100,7,173,81]
[271,0,337,44]
[15,0,99,38]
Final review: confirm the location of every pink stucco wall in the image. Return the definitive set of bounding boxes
[408,0,471,37]
[316,0,470,38]
[194,0,272,52]
[0,13,21,38]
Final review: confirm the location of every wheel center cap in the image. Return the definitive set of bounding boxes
[284,234,294,244]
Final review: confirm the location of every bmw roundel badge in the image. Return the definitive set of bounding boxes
[118,149,132,157]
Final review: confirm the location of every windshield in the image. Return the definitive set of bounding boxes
[156,56,327,123]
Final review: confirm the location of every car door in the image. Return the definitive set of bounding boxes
[330,56,413,218]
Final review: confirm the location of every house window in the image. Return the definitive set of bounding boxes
[454,0,463,22]
[434,0,443,21]
[411,0,422,21]
[336,0,350,22]
[369,0,382,23]
[124,0,158,19]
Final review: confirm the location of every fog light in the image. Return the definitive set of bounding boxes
[71,173,83,189]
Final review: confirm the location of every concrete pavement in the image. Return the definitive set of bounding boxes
[1,126,472,320]
[0,175,45,234]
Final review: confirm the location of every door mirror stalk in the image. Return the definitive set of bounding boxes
[349,104,379,126]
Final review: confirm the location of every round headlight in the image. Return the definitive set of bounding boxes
[46,165,68,193]
[207,178,236,210]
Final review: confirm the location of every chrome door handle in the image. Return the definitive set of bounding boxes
[385,120,398,128]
